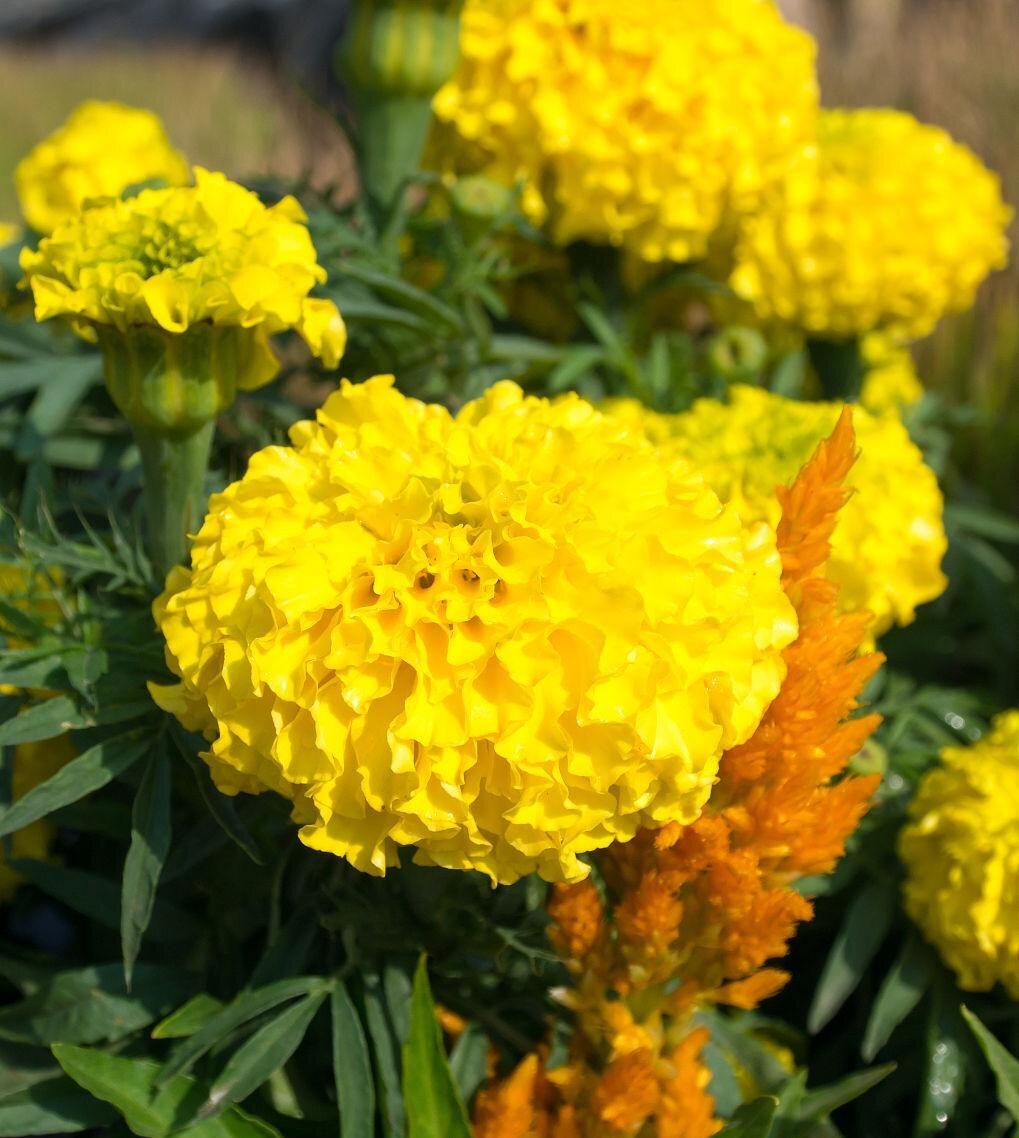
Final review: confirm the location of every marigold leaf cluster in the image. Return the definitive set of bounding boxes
[473,410,882,1137]
[151,375,798,885]
[615,385,947,637]
[900,710,1019,997]
[430,0,818,264]
[731,108,1011,339]
[14,100,191,236]
[19,168,346,389]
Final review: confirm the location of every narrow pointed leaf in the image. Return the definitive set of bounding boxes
[152,994,225,1040]
[402,957,471,1138]
[808,879,896,1033]
[719,1096,777,1137]
[121,747,173,988]
[177,740,264,865]
[0,729,150,836]
[331,982,375,1138]
[0,696,87,747]
[197,989,327,1122]
[797,1064,896,1119]
[961,1006,1019,1124]
[157,976,326,1087]
[364,970,406,1138]
[449,1023,488,1106]
[862,937,936,1060]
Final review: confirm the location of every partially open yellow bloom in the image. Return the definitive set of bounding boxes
[731,108,1011,339]
[613,386,947,637]
[19,168,345,394]
[15,101,190,235]
[860,334,924,418]
[431,0,818,263]
[151,377,798,883]
[900,711,1019,997]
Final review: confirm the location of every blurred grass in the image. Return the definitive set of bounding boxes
[0,44,354,220]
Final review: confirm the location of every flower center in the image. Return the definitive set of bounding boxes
[133,221,206,276]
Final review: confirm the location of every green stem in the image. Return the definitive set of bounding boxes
[807,336,865,402]
[355,94,436,223]
[134,421,214,581]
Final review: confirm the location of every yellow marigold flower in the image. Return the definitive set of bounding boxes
[900,710,1019,997]
[430,0,818,263]
[731,108,1011,339]
[0,223,17,248]
[19,168,345,393]
[151,376,798,884]
[612,386,947,637]
[860,333,924,418]
[14,100,190,236]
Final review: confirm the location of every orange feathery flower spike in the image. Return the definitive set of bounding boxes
[473,409,883,1138]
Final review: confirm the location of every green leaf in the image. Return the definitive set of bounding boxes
[448,1023,488,1106]
[0,1076,117,1136]
[197,990,327,1122]
[0,695,87,747]
[331,982,375,1138]
[53,1043,283,1138]
[0,1041,59,1097]
[797,1064,896,1119]
[808,879,896,1033]
[0,728,150,836]
[16,363,101,457]
[961,1006,1019,1124]
[0,356,100,400]
[122,746,173,989]
[152,994,225,1040]
[363,969,406,1138]
[0,963,191,1045]
[176,736,264,865]
[402,957,471,1138]
[8,860,198,941]
[862,936,935,1060]
[158,976,328,1086]
[720,1096,778,1137]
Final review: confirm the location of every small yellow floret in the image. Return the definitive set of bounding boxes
[19,168,345,385]
[431,0,818,263]
[612,386,947,637]
[731,108,1011,339]
[151,377,798,884]
[860,334,924,418]
[900,711,1019,997]
[15,101,190,235]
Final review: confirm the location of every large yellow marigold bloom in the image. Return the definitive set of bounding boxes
[731,108,1011,339]
[615,386,947,636]
[151,377,798,884]
[19,168,346,392]
[430,0,818,263]
[15,101,190,236]
[900,711,1019,997]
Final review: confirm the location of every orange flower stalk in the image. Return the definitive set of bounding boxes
[473,410,882,1138]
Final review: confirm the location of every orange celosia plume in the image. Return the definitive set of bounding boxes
[473,409,882,1138]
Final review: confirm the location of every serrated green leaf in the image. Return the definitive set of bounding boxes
[196,989,326,1123]
[720,1096,777,1137]
[0,963,191,1045]
[53,1043,283,1138]
[0,1076,117,1135]
[862,936,935,1060]
[402,957,471,1138]
[0,728,150,836]
[157,976,327,1087]
[797,1064,896,1119]
[122,746,173,988]
[808,879,896,1033]
[152,994,225,1040]
[961,1006,1019,1124]
[332,983,375,1138]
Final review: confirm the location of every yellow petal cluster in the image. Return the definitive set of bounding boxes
[151,376,798,884]
[14,100,190,236]
[731,108,1012,339]
[430,0,818,263]
[19,168,346,387]
[900,711,1019,997]
[860,333,924,418]
[613,386,947,637]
